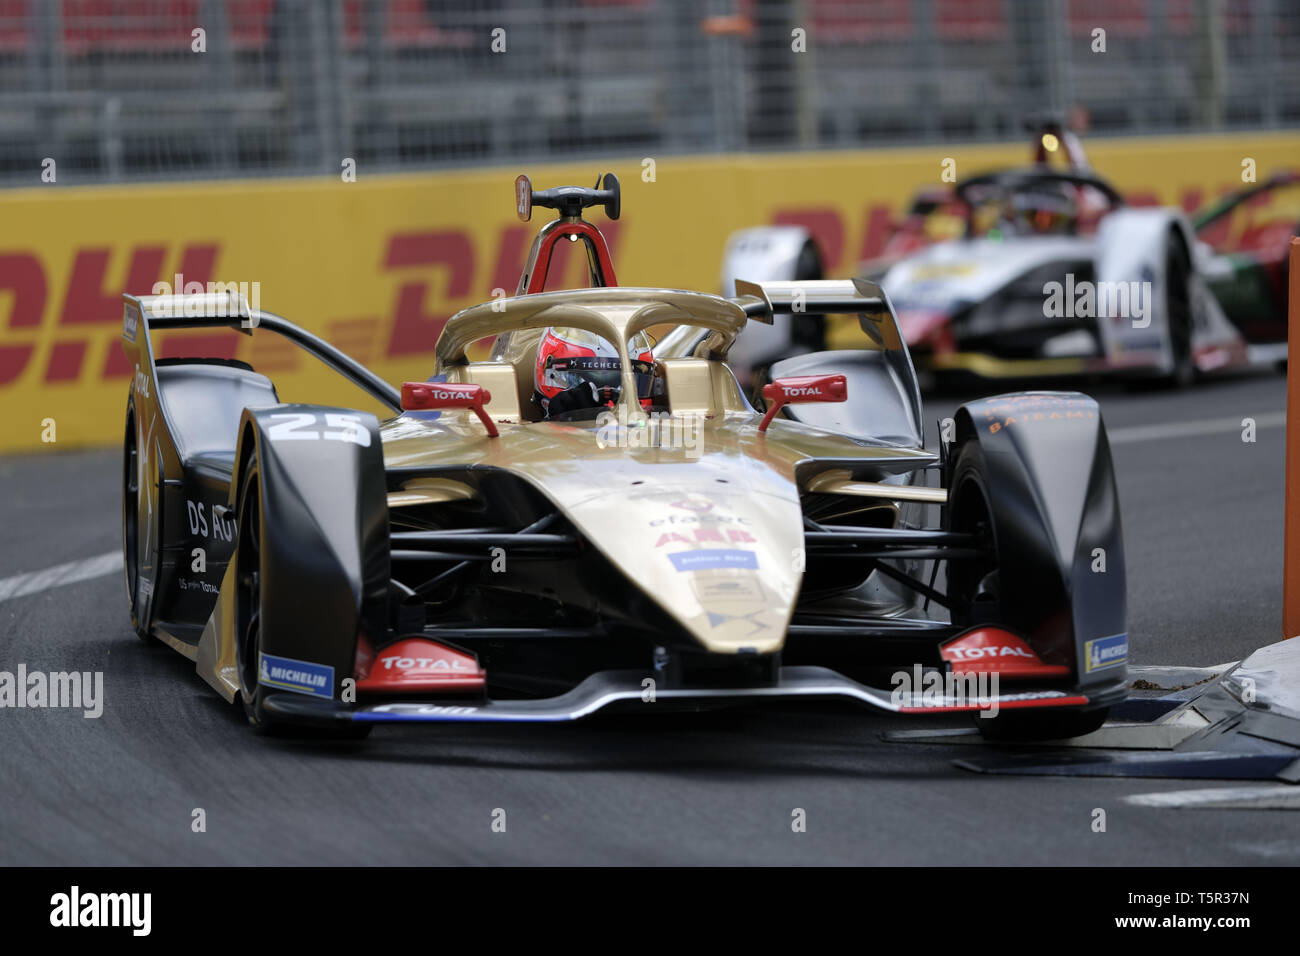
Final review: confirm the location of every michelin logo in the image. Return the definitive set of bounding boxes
[258,653,334,699]
[1084,634,1128,673]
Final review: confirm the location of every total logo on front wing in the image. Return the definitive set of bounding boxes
[945,645,1035,661]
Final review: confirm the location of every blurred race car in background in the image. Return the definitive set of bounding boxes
[1194,169,1300,350]
[723,118,1289,389]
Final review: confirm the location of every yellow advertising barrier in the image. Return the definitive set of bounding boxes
[1,130,1297,453]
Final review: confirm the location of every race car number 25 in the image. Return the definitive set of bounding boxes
[266,412,370,447]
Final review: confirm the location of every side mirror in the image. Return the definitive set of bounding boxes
[758,374,847,432]
[401,382,498,438]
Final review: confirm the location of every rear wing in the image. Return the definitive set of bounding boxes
[654,276,916,365]
[121,292,401,412]
[726,278,924,441]
[731,278,905,351]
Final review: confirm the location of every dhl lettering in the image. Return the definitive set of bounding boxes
[0,223,622,393]
[1,136,1294,453]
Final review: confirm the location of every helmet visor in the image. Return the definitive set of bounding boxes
[543,355,655,400]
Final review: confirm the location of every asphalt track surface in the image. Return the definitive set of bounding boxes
[2,370,1298,865]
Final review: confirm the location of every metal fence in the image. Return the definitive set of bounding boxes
[1,0,1297,187]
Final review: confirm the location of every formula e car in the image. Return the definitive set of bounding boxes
[723,118,1284,388]
[1194,169,1299,350]
[120,172,1129,741]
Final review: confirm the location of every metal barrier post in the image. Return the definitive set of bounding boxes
[1285,236,1300,638]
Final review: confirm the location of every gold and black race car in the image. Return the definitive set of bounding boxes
[119,173,1129,741]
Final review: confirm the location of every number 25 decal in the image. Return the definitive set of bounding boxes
[266,413,370,448]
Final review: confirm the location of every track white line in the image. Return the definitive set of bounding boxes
[1125,786,1300,810]
[0,551,122,604]
[1107,410,1285,445]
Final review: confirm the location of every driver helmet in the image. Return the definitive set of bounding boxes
[1011,182,1078,235]
[534,327,655,416]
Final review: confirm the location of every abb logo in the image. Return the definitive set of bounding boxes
[0,221,621,388]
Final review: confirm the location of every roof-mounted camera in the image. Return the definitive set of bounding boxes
[515,172,620,222]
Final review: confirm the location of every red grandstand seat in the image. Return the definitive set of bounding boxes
[226,0,275,52]
[1067,0,1151,38]
[0,0,29,54]
[342,0,472,53]
[935,0,1007,41]
[811,0,913,44]
[1068,0,1249,39]
[62,0,200,55]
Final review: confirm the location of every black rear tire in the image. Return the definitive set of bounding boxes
[1158,234,1195,389]
[122,404,158,643]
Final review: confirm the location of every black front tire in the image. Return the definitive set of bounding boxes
[233,450,371,740]
[945,441,1002,628]
[947,441,1111,740]
[234,452,274,731]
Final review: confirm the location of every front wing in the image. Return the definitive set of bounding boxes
[263,666,1127,726]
